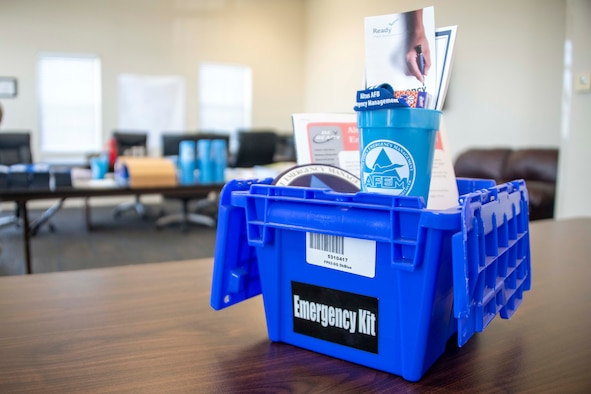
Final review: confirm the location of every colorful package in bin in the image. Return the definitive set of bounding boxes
[210,177,531,381]
[394,89,428,108]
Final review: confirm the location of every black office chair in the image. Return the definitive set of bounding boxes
[0,131,54,233]
[111,131,150,219]
[232,130,278,168]
[0,132,31,229]
[0,132,33,165]
[155,132,230,232]
[274,133,296,162]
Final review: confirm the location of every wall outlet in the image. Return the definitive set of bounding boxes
[574,71,591,92]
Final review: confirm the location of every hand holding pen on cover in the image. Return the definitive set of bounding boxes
[415,44,425,87]
[405,9,431,84]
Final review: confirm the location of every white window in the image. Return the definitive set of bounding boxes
[199,63,252,153]
[37,54,102,156]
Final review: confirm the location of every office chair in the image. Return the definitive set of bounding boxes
[155,132,230,232]
[232,130,278,168]
[0,131,54,233]
[274,133,296,162]
[0,132,32,228]
[111,131,150,219]
[0,132,33,165]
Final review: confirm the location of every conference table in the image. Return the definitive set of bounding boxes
[0,218,589,392]
[0,179,224,275]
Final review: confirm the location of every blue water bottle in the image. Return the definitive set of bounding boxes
[179,140,196,185]
[197,139,213,184]
[211,139,227,183]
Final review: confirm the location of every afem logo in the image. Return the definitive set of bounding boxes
[361,140,415,195]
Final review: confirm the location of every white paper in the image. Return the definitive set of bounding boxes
[118,74,185,156]
[434,26,458,110]
[426,116,459,210]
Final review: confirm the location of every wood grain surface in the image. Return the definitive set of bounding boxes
[1,218,590,392]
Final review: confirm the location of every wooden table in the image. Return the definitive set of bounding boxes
[0,218,589,392]
[1,181,223,274]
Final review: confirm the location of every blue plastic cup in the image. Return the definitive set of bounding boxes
[90,155,108,179]
[197,139,213,184]
[211,139,227,183]
[357,108,441,204]
[179,140,196,185]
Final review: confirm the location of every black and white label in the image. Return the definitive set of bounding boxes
[306,232,376,278]
[292,281,378,353]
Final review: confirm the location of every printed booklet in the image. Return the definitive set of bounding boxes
[292,113,360,178]
[364,6,437,109]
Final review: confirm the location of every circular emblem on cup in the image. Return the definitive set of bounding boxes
[360,139,415,195]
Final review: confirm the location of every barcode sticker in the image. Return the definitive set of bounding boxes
[306,232,376,278]
[308,233,345,254]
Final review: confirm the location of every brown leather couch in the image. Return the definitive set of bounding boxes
[454,148,559,221]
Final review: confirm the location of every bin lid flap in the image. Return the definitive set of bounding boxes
[452,180,531,347]
[210,178,272,310]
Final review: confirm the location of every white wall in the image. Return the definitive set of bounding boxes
[555,0,591,218]
[1,0,588,217]
[0,0,306,161]
[303,0,565,159]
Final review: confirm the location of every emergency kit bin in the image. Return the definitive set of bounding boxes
[210,177,531,381]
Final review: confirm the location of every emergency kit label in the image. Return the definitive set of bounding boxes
[306,232,376,278]
[292,281,378,353]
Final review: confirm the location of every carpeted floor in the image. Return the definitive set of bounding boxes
[0,201,218,276]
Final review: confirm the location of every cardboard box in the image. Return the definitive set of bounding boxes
[115,157,177,188]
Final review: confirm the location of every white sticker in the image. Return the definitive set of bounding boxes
[306,233,376,278]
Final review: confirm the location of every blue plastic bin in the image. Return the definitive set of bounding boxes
[210,178,531,381]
